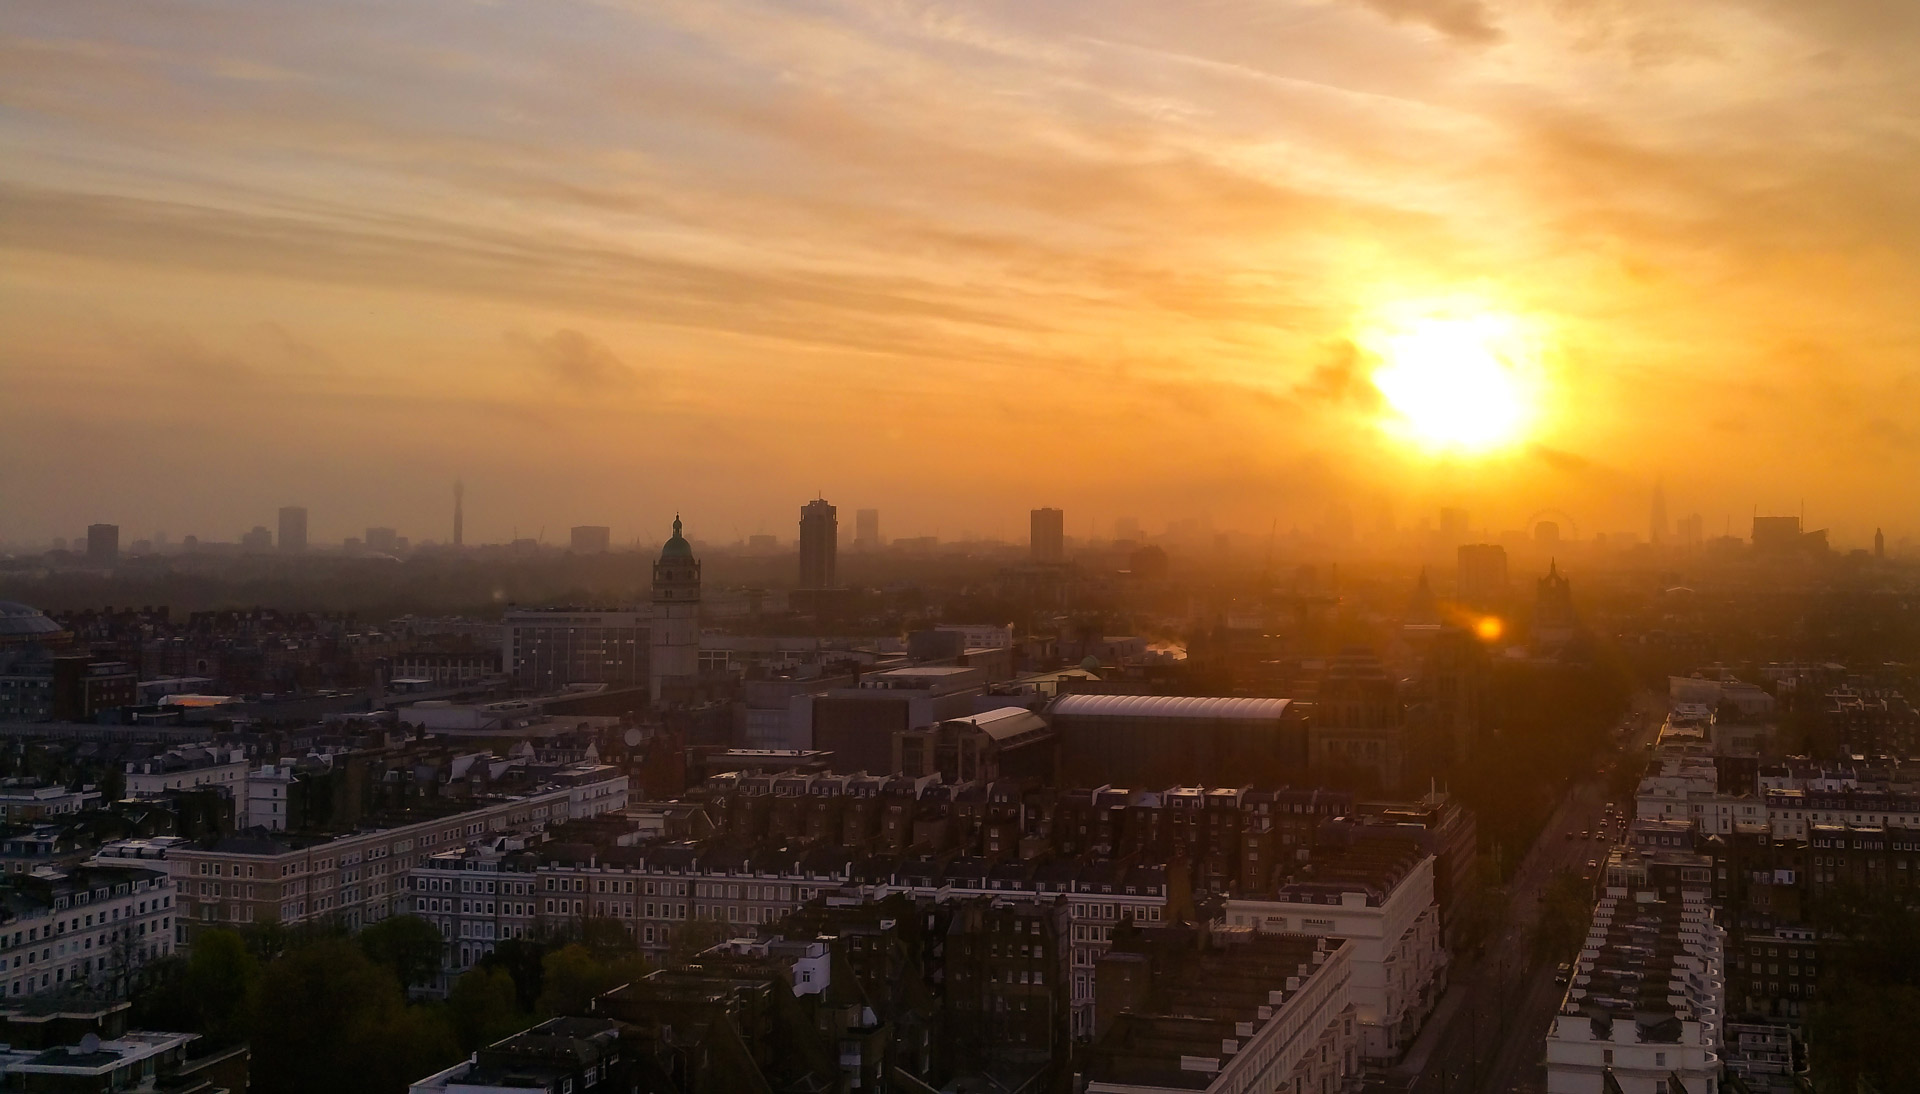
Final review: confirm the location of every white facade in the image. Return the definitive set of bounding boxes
[1224,855,1443,1063]
[408,839,541,994]
[0,865,176,1001]
[1085,937,1356,1094]
[1544,888,1725,1094]
[242,764,297,831]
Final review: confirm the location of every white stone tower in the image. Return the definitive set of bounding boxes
[649,515,700,706]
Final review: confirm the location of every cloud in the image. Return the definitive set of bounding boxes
[502,329,646,393]
[1293,339,1384,410]
[1349,0,1503,44]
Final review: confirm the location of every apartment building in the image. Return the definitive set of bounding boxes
[1225,842,1443,1063]
[154,766,626,942]
[124,747,248,798]
[408,836,542,993]
[0,864,176,1001]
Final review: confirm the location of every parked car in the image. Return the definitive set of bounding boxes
[1554,962,1572,986]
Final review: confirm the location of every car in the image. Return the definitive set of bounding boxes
[1565,831,1575,840]
[1580,830,1591,840]
[1587,859,1599,870]
[1554,962,1572,986]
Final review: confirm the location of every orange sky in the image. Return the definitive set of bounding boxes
[3,0,1918,548]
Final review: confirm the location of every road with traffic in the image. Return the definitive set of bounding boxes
[1397,693,1662,1094]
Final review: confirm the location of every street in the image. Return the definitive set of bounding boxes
[1393,694,1661,1094]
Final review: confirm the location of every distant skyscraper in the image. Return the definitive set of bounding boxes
[650,516,701,705]
[1677,513,1704,547]
[1876,527,1886,559]
[1650,483,1669,545]
[798,499,838,590]
[365,527,400,553]
[1456,543,1509,606]
[854,509,881,551]
[453,481,465,548]
[278,506,308,553]
[86,524,119,565]
[1030,507,1065,564]
[570,525,611,554]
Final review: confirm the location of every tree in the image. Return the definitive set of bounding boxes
[186,929,261,1042]
[534,943,649,1018]
[447,966,528,1052]
[665,914,730,970]
[246,937,459,1094]
[358,914,445,992]
[478,936,551,1013]
[1531,869,1593,966]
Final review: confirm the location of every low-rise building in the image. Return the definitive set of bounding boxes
[125,747,247,799]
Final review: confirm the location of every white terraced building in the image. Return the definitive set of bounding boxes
[1544,875,1725,1094]
[1224,852,1443,1063]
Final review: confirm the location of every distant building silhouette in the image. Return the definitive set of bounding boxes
[1876,527,1886,559]
[1030,507,1064,564]
[452,480,465,548]
[241,526,273,553]
[1752,515,1828,556]
[1535,560,1576,647]
[798,499,837,590]
[1650,483,1669,545]
[365,527,400,554]
[570,525,611,554]
[650,515,700,705]
[85,524,118,566]
[854,508,881,551]
[1455,544,1508,607]
[278,506,308,553]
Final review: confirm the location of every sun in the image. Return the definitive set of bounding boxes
[1362,310,1540,452]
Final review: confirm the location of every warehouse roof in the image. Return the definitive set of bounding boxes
[1050,695,1292,720]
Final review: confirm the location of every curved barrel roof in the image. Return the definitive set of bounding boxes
[1050,694,1291,720]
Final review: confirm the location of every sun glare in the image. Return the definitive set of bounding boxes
[1363,310,1539,453]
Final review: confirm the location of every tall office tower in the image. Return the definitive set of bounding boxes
[278,506,309,553]
[1439,507,1470,545]
[798,499,838,590]
[1650,483,1669,545]
[1876,528,1886,559]
[1456,543,1509,606]
[571,525,612,554]
[649,516,701,706]
[854,508,881,551]
[86,524,119,565]
[1030,507,1065,564]
[453,481,465,548]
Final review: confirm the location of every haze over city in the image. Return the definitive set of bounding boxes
[6,1,1920,546]
[5,4,1920,1094]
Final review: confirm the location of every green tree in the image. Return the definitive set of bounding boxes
[665,914,730,970]
[534,943,649,1018]
[358,914,445,992]
[186,929,261,1042]
[478,936,551,1013]
[246,937,459,1094]
[448,966,529,1052]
